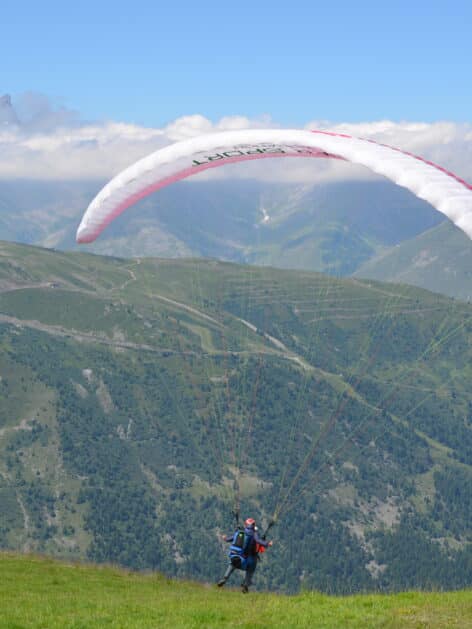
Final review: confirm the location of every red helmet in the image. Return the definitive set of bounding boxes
[245,518,256,528]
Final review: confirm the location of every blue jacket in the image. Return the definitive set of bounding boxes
[226,526,269,558]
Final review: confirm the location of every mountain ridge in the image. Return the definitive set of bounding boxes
[355,220,472,301]
[2,175,470,300]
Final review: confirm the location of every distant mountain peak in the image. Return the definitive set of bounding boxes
[0,93,19,126]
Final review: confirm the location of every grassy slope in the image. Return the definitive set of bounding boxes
[1,553,471,629]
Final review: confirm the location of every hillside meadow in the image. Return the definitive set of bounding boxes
[1,553,471,628]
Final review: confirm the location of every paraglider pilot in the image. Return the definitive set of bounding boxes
[217,518,273,593]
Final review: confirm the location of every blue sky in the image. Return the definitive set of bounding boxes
[2,0,471,127]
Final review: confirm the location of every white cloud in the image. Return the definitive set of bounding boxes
[304,119,472,184]
[0,93,471,185]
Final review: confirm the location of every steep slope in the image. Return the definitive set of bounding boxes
[354,221,472,301]
[0,242,471,593]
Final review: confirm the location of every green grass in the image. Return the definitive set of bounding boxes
[1,553,471,628]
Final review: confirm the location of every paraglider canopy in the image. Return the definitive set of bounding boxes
[76,129,472,244]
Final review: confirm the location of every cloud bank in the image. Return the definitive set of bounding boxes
[1,93,471,185]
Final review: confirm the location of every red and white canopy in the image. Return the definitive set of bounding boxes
[76,129,472,244]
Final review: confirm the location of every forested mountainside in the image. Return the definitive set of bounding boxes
[0,241,471,593]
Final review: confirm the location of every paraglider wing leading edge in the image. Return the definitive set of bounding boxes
[76,129,472,244]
